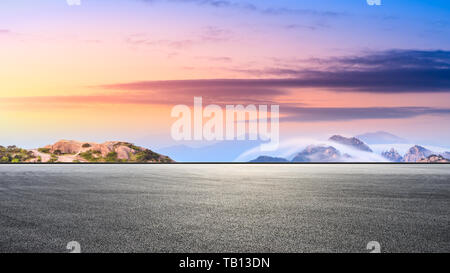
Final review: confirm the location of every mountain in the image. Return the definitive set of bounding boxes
[1,140,173,163]
[329,135,373,152]
[381,148,403,162]
[292,145,341,162]
[249,156,289,163]
[356,131,407,144]
[417,155,449,163]
[403,145,433,162]
[440,152,450,160]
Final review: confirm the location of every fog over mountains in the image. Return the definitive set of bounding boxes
[155,131,450,162]
[247,134,450,163]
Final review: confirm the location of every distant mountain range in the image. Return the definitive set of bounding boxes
[355,131,408,144]
[250,156,289,163]
[329,135,373,152]
[249,135,450,163]
[0,140,173,163]
[1,133,449,163]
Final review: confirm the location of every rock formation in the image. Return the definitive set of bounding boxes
[292,145,341,162]
[329,135,373,152]
[403,145,433,162]
[382,148,403,162]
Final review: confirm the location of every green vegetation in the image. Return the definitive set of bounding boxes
[80,150,121,162]
[114,142,141,151]
[0,142,172,163]
[105,152,118,162]
[48,154,59,163]
[38,148,50,153]
[135,150,160,162]
[0,145,36,163]
[79,150,100,162]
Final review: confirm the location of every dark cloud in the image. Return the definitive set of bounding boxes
[282,106,450,122]
[103,50,450,93]
[4,50,450,124]
[329,50,450,70]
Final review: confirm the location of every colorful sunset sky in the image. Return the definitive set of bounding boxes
[1,0,450,154]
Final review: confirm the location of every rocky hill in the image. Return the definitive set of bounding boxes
[292,145,342,162]
[381,148,403,162]
[329,135,373,152]
[417,155,449,163]
[1,140,173,163]
[403,145,433,162]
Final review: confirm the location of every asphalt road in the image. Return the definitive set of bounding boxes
[0,164,449,253]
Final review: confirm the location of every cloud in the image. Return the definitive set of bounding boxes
[195,56,233,62]
[4,50,450,124]
[139,0,346,17]
[0,87,286,107]
[0,29,10,34]
[125,35,195,49]
[235,138,388,162]
[327,49,450,70]
[99,50,450,93]
[100,62,450,93]
[285,22,331,31]
[125,26,232,50]
[282,106,450,122]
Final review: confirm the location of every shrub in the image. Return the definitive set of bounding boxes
[49,154,58,163]
[38,148,51,153]
[105,152,118,162]
[1,156,9,162]
[82,143,91,148]
[80,151,95,161]
[136,149,160,162]
[11,158,20,163]
[53,149,62,155]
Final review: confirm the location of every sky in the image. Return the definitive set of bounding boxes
[1,0,450,153]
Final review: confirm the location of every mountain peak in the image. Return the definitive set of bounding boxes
[403,145,433,162]
[355,131,407,144]
[417,155,449,163]
[292,145,341,162]
[329,135,373,152]
[382,148,403,162]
